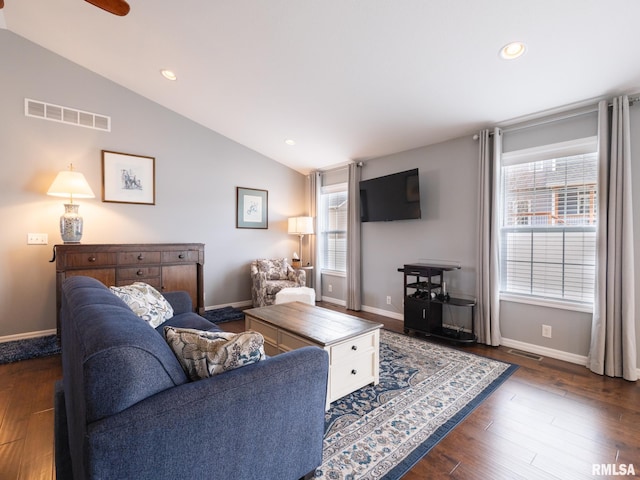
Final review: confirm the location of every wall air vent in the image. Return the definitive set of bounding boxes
[24,98,111,132]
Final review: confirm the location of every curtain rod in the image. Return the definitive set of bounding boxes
[474,94,639,139]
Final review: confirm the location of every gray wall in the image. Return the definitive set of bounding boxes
[0,30,306,338]
[361,107,640,366]
[360,136,479,328]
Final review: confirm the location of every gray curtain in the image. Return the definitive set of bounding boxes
[476,128,502,346]
[588,97,637,381]
[309,171,322,300]
[346,162,362,310]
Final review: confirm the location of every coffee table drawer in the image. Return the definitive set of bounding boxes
[278,330,314,352]
[330,351,376,399]
[246,317,278,346]
[331,331,377,363]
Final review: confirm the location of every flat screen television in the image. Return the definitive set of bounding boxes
[360,168,421,222]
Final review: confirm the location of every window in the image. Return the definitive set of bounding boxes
[500,146,598,305]
[319,183,348,273]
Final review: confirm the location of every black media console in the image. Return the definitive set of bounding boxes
[398,263,476,344]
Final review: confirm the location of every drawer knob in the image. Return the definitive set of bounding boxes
[351,345,358,351]
[137,270,144,276]
[178,254,185,259]
[88,256,96,262]
[351,369,358,375]
[138,254,144,260]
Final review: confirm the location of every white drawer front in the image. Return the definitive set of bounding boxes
[330,351,376,400]
[331,331,377,363]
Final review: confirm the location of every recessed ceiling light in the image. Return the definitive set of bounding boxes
[500,42,526,60]
[285,139,296,146]
[160,69,177,81]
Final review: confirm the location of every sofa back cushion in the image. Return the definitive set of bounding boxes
[61,276,189,424]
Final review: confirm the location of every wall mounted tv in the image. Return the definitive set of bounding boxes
[360,168,421,222]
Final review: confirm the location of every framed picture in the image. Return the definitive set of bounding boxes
[236,187,268,229]
[102,150,155,205]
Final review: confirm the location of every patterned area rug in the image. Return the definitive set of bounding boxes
[319,330,518,479]
[0,335,61,365]
[201,306,245,324]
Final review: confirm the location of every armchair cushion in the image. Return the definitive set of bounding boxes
[165,327,266,380]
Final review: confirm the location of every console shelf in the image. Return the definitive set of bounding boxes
[398,263,476,344]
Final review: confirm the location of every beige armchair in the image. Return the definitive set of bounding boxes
[251,258,306,307]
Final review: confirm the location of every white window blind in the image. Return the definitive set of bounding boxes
[500,150,598,304]
[319,184,348,272]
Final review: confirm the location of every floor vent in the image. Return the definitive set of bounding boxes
[507,349,543,361]
[25,98,111,132]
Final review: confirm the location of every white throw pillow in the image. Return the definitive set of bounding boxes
[110,282,174,328]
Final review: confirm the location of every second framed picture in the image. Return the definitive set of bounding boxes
[236,187,268,229]
[102,150,155,205]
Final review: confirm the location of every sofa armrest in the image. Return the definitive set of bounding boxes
[85,346,329,480]
[54,381,73,480]
[162,291,192,314]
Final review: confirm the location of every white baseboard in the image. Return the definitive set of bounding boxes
[361,304,403,321]
[319,296,346,307]
[0,329,57,344]
[205,300,252,311]
[500,337,588,366]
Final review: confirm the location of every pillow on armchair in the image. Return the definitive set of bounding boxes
[256,258,289,280]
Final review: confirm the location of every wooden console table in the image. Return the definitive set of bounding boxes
[54,243,205,336]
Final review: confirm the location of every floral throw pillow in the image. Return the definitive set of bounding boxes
[109,282,174,328]
[257,258,288,280]
[164,327,266,380]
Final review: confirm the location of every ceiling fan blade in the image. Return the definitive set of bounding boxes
[85,0,130,16]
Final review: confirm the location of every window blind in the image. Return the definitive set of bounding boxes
[500,151,598,303]
[320,187,348,272]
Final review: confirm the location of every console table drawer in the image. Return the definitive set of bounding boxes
[331,331,377,363]
[117,267,161,281]
[118,251,161,265]
[162,250,199,263]
[65,252,117,268]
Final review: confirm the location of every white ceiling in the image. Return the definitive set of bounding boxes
[3,0,640,174]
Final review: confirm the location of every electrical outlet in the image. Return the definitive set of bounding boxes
[386,296,392,305]
[27,233,48,245]
[328,284,333,293]
[542,325,552,338]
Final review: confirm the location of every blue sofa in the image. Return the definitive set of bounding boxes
[54,276,329,480]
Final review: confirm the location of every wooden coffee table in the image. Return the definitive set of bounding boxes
[244,302,383,409]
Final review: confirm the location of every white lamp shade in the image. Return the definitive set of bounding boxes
[288,216,314,235]
[47,171,95,199]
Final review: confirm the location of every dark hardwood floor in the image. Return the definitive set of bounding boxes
[1,302,638,479]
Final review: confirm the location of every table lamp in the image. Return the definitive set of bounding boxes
[47,164,95,243]
[288,216,314,265]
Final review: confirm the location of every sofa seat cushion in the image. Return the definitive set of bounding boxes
[165,327,266,380]
[109,282,174,328]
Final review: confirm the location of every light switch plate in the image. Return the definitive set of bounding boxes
[27,233,48,245]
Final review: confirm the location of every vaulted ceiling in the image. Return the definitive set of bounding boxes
[3,0,640,173]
